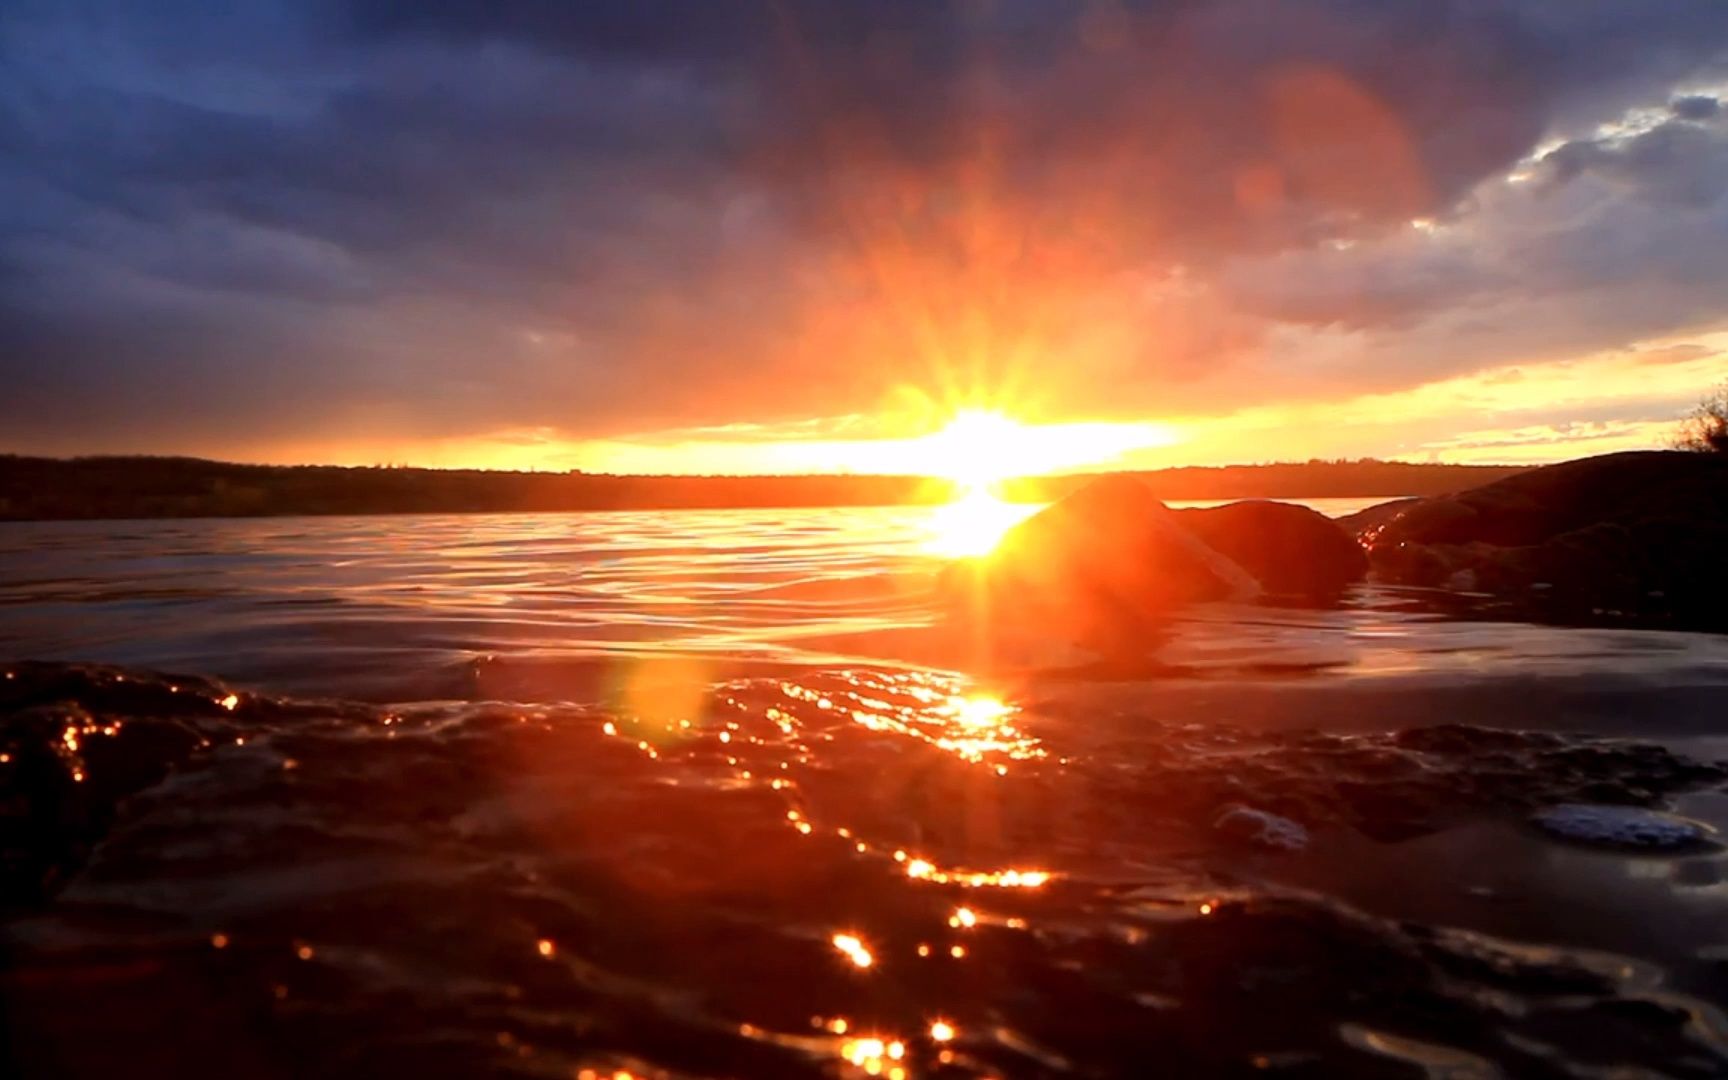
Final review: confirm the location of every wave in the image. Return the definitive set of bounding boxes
[5,661,1727,1077]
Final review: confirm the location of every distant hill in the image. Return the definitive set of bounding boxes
[0,454,1528,522]
[1005,460,1530,503]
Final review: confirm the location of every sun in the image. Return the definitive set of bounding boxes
[918,409,1038,488]
[923,485,1039,557]
[916,410,1042,557]
[910,407,1180,557]
[908,408,1180,487]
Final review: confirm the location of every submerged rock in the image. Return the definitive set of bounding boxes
[1176,499,1368,599]
[1531,804,1712,851]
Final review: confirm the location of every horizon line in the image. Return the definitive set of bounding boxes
[0,449,1544,480]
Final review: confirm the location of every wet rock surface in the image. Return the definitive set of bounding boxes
[947,476,1267,655]
[5,663,1728,1078]
[950,479,1378,653]
[1176,500,1368,600]
[968,476,1261,635]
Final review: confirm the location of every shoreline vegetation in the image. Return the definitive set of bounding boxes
[0,453,1525,522]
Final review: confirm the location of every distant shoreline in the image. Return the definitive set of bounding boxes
[0,453,1525,522]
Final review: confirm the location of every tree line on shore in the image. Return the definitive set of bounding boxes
[0,453,1530,521]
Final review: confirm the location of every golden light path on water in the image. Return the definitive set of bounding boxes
[736,1014,966,1079]
[920,486,1039,558]
[524,419,1103,1078]
[587,665,1059,1077]
[567,401,1104,1079]
[913,407,1123,558]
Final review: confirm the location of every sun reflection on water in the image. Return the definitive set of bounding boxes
[820,679,1045,767]
[921,486,1039,558]
[602,665,1059,1070]
[904,859,1050,889]
[745,1017,922,1079]
[838,1035,911,1079]
[832,932,875,969]
[727,673,1061,893]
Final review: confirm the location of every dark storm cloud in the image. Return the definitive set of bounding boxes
[4,0,1728,455]
[1673,94,1723,122]
[1541,109,1728,207]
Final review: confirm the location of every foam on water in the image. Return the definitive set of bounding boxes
[1213,805,1310,851]
[1532,803,1714,850]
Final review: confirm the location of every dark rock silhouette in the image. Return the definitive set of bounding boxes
[952,479,1384,649]
[1352,451,1728,626]
[1176,499,1369,599]
[1333,496,1423,540]
[953,475,1259,647]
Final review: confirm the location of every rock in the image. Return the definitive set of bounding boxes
[1175,500,1368,598]
[1531,804,1712,851]
[1363,451,1728,626]
[1370,452,1728,549]
[1334,497,1426,544]
[956,475,1259,647]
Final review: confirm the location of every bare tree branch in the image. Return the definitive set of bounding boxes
[1673,384,1728,453]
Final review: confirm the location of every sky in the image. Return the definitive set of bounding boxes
[2,1,1728,475]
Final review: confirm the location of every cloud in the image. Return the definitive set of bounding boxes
[1672,94,1723,122]
[1538,107,1728,207]
[3,1,1728,462]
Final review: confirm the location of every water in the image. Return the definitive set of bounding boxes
[4,503,1728,1078]
[0,499,1382,699]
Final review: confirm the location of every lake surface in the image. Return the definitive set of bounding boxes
[0,499,1386,699]
[4,502,1728,1078]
